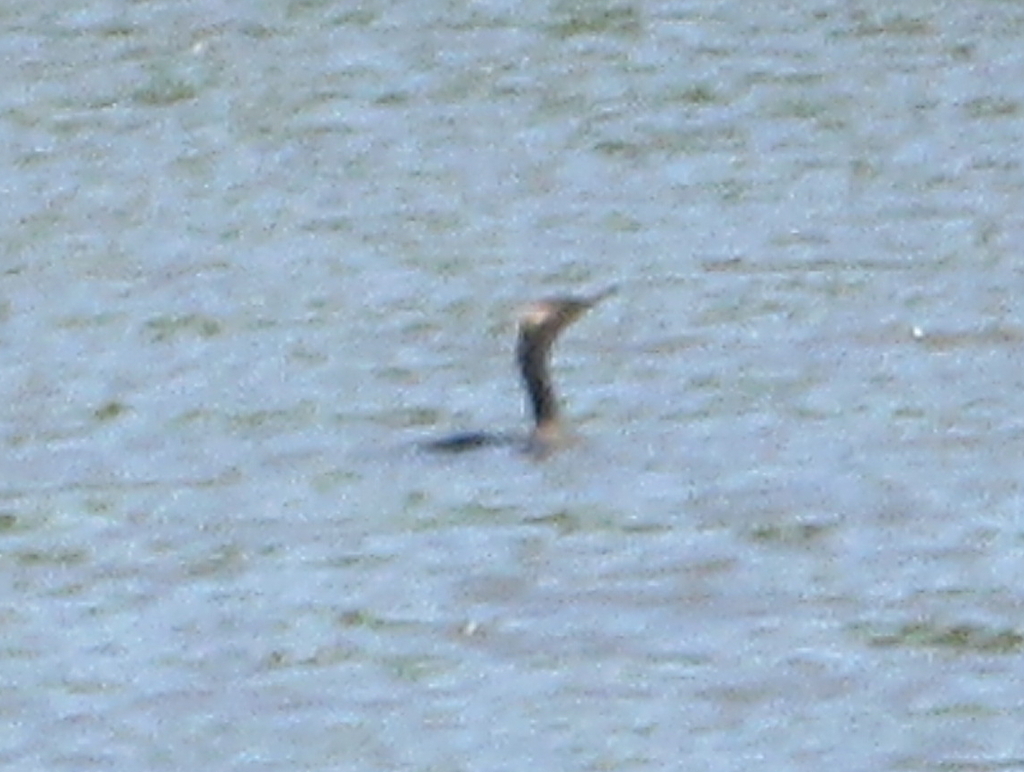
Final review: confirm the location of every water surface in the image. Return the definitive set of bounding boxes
[3,1,1024,770]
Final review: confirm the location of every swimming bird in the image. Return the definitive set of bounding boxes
[422,286,615,458]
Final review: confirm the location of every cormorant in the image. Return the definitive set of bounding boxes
[422,286,615,458]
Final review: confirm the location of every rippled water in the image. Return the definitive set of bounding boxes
[4,1,1024,769]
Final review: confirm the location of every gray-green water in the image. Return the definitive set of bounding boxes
[3,1,1024,770]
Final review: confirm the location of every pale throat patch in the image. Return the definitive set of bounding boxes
[518,302,556,328]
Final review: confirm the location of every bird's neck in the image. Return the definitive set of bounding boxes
[518,334,559,429]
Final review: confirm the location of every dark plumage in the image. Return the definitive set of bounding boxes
[422,287,615,458]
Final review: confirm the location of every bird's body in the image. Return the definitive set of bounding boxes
[422,287,614,458]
